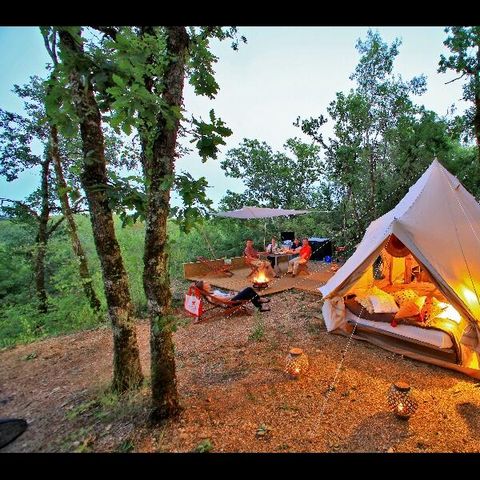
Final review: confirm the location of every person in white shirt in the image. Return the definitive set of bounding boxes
[266,236,281,254]
[266,236,284,273]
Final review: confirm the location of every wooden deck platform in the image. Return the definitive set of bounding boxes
[184,261,335,296]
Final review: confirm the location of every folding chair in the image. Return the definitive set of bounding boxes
[196,256,234,277]
[244,256,260,279]
[296,254,311,276]
[187,284,252,323]
[296,262,310,276]
[290,248,313,277]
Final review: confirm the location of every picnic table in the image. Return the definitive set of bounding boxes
[259,252,292,272]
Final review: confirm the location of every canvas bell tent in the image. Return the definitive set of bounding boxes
[319,159,480,378]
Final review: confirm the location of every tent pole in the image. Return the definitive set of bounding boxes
[264,221,267,250]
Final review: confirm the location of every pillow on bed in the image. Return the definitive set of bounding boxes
[352,289,375,314]
[394,300,421,320]
[393,289,418,307]
[391,296,428,327]
[355,294,374,314]
[368,286,399,314]
[344,297,395,323]
[421,296,447,322]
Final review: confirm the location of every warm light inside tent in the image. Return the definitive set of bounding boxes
[465,352,480,370]
[462,286,478,305]
[436,303,462,324]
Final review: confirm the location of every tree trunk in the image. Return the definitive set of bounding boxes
[35,157,50,314]
[142,26,189,422]
[58,29,143,393]
[50,125,102,312]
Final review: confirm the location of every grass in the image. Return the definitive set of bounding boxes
[248,314,265,342]
[305,320,321,336]
[65,399,99,421]
[60,426,95,453]
[117,438,135,453]
[65,386,145,424]
[244,387,258,404]
[23,352,38,361]
[195,439,213,453]
[153,426,168,452]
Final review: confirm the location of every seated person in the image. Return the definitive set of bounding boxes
[266,236,282,254]
[288,238,302,258]
[195,280,271,312]
[265,236,283,270]
[287,237,312,277]
[244,239,278,278]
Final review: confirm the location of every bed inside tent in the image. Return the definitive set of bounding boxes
[341,237,470,367]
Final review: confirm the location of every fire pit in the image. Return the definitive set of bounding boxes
[252,268,270,289]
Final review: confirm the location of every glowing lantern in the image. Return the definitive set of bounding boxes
[285,348,309,378]
[387,381,418,419]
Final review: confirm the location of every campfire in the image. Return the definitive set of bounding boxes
[252,267,270,289]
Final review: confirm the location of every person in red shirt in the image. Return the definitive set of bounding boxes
[287,237,312,276]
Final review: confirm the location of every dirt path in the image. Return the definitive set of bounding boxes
[1,291,480,453]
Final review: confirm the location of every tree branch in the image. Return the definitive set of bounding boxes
[71,196,86,213]
[0,197,39,218]
[445,73,466,85]
[42,29,58,66]
[90,26,118,40]
[47,215,65,237]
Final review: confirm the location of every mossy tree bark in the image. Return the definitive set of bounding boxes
[58,29,143,392]
[142,26,189,422]
[35,155,50,314]
[50,124,101,312]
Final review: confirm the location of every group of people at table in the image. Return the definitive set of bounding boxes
[244,236,312,277]
[194,237,313,314]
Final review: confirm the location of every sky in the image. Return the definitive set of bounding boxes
[0,26,468,207]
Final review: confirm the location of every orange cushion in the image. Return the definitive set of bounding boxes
[421,296,447,322]
[394,300,421,320]
[393,289,418,307]
[392,296,427,327]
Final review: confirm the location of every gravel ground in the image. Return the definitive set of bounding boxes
[1,290,480,453]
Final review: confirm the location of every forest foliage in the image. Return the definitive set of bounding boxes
[1,27,479,350]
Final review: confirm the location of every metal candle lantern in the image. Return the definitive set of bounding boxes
[387,381,418,419]
[285,348,309,378]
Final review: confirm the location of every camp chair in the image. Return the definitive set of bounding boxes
[244,256,260,279]
[296,252,312,276]
[196,256,234,277]
[189,284,253,323]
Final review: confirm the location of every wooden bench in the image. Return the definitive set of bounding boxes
[183,256,246,279]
